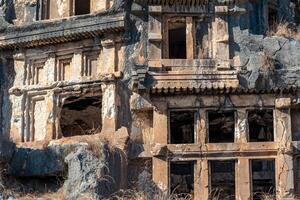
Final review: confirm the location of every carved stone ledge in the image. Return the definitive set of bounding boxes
[0,13,125,49]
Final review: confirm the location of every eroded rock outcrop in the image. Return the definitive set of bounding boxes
[63,144,111,200]
[0,134,128,199]
[237,34,300,89]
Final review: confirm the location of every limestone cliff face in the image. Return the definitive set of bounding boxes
[0,0,300,199]
[236,34,300,90]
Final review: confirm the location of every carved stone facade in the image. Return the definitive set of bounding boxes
[1,0,300,199]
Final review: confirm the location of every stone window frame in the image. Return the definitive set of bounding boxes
[290,107,300,141]
[162,14,213,60]
[55,54,73,81]
[54,85,102,139]
[23,92,47,142]
[82,50,100,77]
[27,58,47,85]
[36,0,50,20]
[69,0,90,16]
[208,159,237,199]
[294,155,300,196]
[246,108,275,143]
[168,160,196,196]
[167,108,198,145]
[206,109,237,144]
[249,158,277,199]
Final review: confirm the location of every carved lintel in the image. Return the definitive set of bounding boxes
[275,98,292,109]
[13,53,25,61]
[149,6,162,14]
[148,33,162,42]
[215,6,229,15]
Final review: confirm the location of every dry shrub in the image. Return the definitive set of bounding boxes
[269,23,300,41]
[86,140,106,159]
[106,189,193,200]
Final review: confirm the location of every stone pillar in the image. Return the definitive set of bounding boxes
[101,82,118,133]
[213,6,230,70]
[9,54,26,142]
[274,102,294,199]
[236,109,248,143]
[46,53,56,84]
[198,109,207,145]
[100,37,117,74]
[236,158,251,200]
[45,91,56,140]
[152,101,168,192]
[9,92,24,142]
[186,16,194,59]
[198,159,209,200]
[148,6,162,68]
[153,157,168,194]
[13,53,26,87]
[71,49,83,81]
[153,102,168,144]
[24,1,38,23]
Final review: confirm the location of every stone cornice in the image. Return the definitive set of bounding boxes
[0,12,125,49]
[8,72,123,96]
[150,85,299,95]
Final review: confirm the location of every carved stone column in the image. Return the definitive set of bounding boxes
[197,159,209,200]
[101,82,118,133]
[152,101,168,192]
[148,5,163,68]
[236,158,251,200]
[213,6,230,70]
[236,109,248,143]
[101,37,117,74]
[275,102,294,199]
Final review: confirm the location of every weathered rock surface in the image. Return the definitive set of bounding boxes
[0,140,15,164]
[63,144,113,200]
[237,34,300,89]
[8,145,66,177]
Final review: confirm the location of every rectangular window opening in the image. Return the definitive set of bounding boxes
[209,160,236,200]
[34,66,43,84]
[208,111,235,143]
[168,18,186,59]
[296,1,300,25]
[39,0,51,20]
[248,110,274,142]
[74,0,90,16]
[58,59,71,81]
[292,109,300,141]
[170,161,194,197]
[169,110,195,144]
[294,157,300,197]
[251,159,276,200]
[60,94,102,137]
[83,53,99,77]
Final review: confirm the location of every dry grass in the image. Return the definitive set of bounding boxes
[268,23,300,41]
[105,189,193,200]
